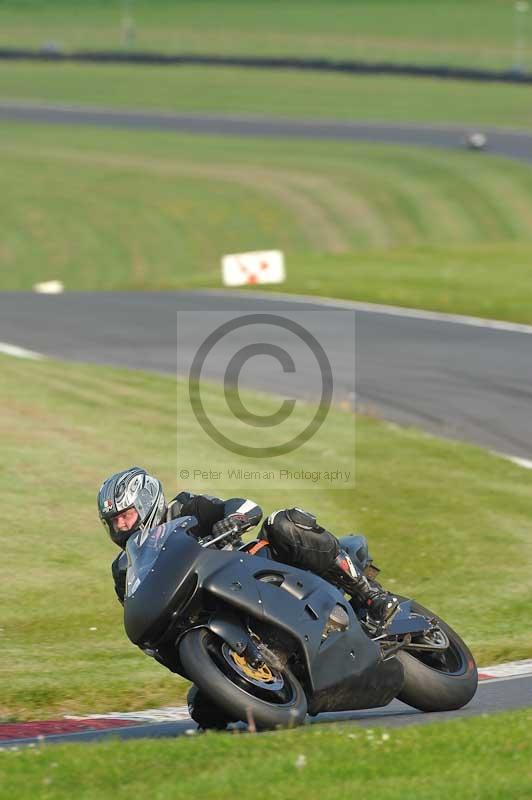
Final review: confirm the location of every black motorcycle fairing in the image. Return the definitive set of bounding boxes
[124,524,405,712]
[308,652,404,715]
[124,517,203,645]
[125,521,266,646]
[202,558,392,699]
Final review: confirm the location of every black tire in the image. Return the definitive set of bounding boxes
[179,628,308,730]
[396,600,478,712]
[187,685,236,730]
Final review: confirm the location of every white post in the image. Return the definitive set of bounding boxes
[513,1,529,73]
[121,0,136,47]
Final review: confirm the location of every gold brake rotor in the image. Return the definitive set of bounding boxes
[231,651,274,682]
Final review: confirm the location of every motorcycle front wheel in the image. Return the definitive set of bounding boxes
[396,600,478,712]
[179,628,307,730]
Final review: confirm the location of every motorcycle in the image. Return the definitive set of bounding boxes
[123,515,478,730]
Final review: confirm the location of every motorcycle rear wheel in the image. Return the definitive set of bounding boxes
[396,600,478,712]
[179,628,307,730]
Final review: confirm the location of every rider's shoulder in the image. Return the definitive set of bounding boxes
[167,490,226,520]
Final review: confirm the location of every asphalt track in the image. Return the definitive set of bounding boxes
[2,291,532,459]
[3,674,531,747]
[1,101,532,164]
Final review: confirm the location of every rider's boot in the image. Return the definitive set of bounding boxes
[187,685,235,731]
[325,550,399,627]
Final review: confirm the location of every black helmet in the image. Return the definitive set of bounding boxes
[97,466,166,548]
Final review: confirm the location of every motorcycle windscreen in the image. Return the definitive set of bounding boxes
[124,516,202,645]
[126,515,199,595]
[125,522,176,597]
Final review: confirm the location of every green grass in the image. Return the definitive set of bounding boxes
[3,121,532,323]
[2,61,532,129]
[2,353,532,720]
[282,244,532,322]
[0,0,529,70]
[1,711,531,799]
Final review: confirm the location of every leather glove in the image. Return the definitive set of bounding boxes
[212,513,250,539]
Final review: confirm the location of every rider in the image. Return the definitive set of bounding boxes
[97,467,398,625]
[97,466,261,604]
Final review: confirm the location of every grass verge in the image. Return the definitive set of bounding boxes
[278,244,532,322]
[1,353,532,720]
[2,62,532,129]
[1,710,531,799]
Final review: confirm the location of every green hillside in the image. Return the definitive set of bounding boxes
[2,122,532,323]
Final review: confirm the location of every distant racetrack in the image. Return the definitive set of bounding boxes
[1,101,532,164]
[2,291,532,460]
